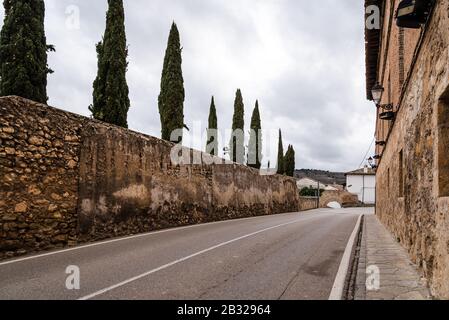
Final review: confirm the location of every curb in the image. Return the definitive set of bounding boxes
[328,214,364,300]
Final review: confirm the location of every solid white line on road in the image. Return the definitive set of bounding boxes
[78,216,316,300]
[0,211,314,267]
[328,214,363,300]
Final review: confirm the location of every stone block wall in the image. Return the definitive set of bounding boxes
[319,190,359,208]
[0,98,86,256]
[0,96,300,258]
[375,0,449,298]
[298,197,318,211]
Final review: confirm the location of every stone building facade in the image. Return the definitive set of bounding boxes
[365,0,449,298]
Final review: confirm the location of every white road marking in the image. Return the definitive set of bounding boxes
[328,214,363,300]
[78,216,315,300]
[0,211,311,267]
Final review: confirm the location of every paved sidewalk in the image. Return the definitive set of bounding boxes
[354,214,431,300]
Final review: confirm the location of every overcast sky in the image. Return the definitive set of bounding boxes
[0,0,376,172]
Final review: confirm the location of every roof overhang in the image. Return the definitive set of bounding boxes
[365,0,384,100]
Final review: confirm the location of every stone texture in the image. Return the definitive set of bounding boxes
[373,0,449,298]
[0,97,83,259]
[319,190,359,208]
[0,96,301,259]
[298,196,318,211]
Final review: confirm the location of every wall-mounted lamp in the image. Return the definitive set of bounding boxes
[371,83,384,105]
[368,157,378,169]
[371,84,395,110]
[396,0,434,29]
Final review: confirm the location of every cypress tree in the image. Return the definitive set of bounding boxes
[89,0,130,128]
[229,89,245,164]
[284,145,296,177]
[0,0,54,103]
[206,96,218,156]
[247,100,262,169]
[277,129,285,174]
[158,22,185,143]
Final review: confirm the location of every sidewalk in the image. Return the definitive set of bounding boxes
[354,214,431,300]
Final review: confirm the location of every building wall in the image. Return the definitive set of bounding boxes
[373,0,449,298]
[0,96,300,259]
[346,175,376,204]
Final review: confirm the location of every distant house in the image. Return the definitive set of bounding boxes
[346,167,376,205]
[296,177,340,191]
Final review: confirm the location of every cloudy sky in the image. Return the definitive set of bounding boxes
[0,0,376,172]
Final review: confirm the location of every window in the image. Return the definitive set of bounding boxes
[399,150,404,198]
[438,87,449,197]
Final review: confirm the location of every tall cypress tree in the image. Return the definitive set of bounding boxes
[277,129,285,174]
[158,22,185,143]
[89,0,130,128]
[0,0,54,103]
[206,96,218,156]
[229,89,245,164]
[247,100,262,169]
[285,145,296,177]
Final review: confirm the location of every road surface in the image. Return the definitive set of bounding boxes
[0,208,372,300]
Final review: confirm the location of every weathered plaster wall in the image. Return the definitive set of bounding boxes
[1,96,300,258]
[375,0,449,298]
[77,121,299,241]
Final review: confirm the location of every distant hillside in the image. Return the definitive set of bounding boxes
[294,169,346,186]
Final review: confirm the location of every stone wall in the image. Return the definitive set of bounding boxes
[374,0,449,298]
[0,98,85,256]
[298,197,318,211]
[0,96,300,258]
[319,190,359,208]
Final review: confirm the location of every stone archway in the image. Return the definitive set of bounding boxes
[319,190,359,208]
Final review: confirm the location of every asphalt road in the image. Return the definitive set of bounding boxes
[0,208,371,300]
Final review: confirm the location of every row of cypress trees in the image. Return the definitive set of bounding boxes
[276,130,296,177]
[0,0,295,176]
[207,90,262,169]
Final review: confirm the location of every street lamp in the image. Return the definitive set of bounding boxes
[368,157,377,169]
[371,83,384,105]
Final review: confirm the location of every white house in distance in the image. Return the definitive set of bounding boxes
[345,167,376,205]
[296,177,341,191]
